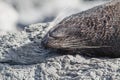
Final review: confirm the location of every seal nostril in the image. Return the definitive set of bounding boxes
[49,32,54,38]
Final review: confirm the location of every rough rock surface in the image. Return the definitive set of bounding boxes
[0,23,120,80]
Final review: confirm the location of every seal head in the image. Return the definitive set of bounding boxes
[42,0,120,57]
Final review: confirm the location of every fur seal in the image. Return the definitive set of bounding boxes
[42,0,120,57]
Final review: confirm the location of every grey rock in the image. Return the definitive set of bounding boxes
[0,23,120,80]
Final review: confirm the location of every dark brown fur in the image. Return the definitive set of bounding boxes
[42,0,120,57]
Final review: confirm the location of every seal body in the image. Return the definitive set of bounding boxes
[42,0,120,57]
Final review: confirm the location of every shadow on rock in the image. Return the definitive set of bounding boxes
[5,41,63,65]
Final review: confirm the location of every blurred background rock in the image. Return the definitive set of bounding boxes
[0,0,110,32]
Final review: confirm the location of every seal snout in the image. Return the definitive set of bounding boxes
[41,32,59,49]
[41,29,66,49]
